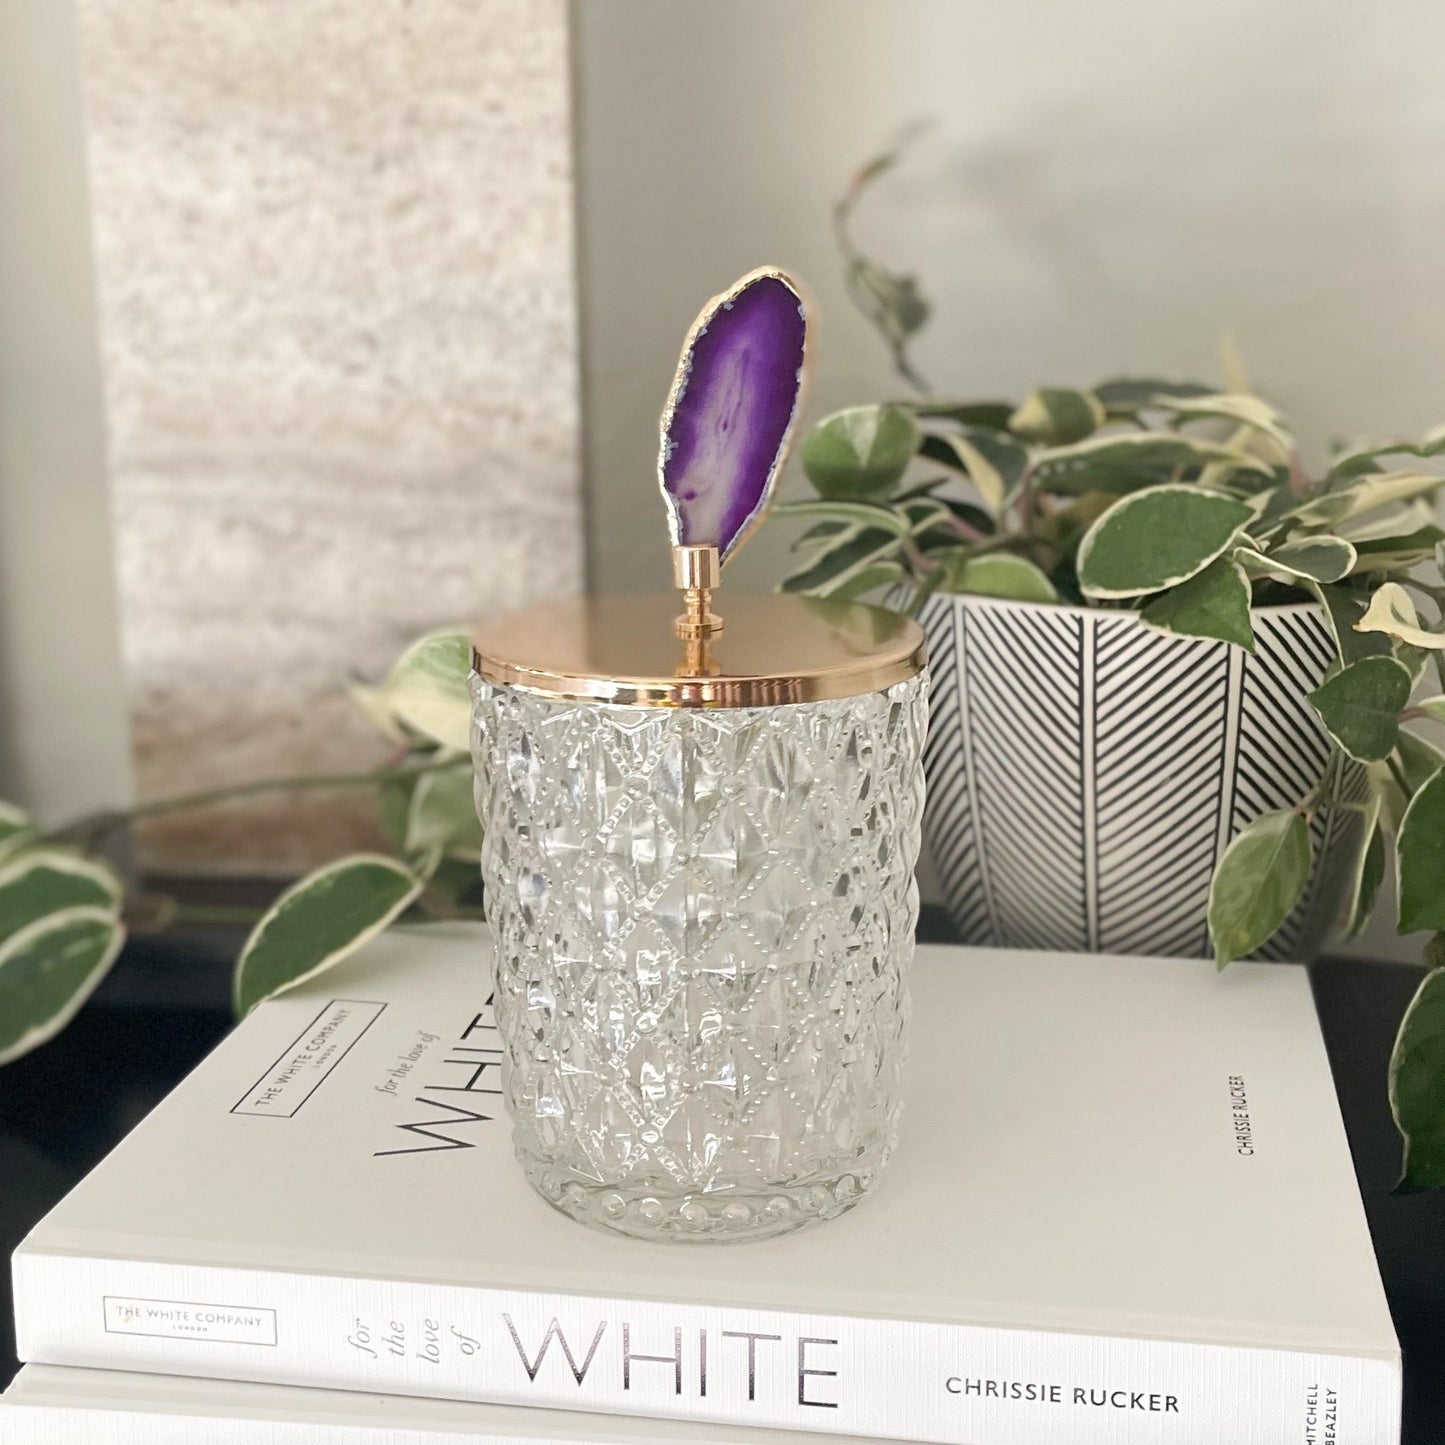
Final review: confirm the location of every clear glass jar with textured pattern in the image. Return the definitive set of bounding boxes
[470,593,928,1243]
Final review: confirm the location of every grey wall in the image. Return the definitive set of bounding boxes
[573,0,1445,587]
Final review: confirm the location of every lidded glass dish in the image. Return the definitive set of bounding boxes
[469,270,929,1242]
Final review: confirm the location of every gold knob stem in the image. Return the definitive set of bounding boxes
[673,544,724,642]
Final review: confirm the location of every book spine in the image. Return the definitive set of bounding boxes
[2,1404,566,1445]
[4,1405,356,1445]
[13,1251,1401,1445]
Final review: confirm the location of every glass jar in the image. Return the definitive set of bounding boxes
[470,592,927,1243]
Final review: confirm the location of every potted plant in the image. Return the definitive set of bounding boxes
[766,145,1445,1192]
[778,389,1445,965]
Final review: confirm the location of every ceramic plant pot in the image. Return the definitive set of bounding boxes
[915,592,1366,960]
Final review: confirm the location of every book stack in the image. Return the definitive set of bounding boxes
[3,923,1403,1443]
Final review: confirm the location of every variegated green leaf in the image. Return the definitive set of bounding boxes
[921,428,1029,515]
[1349,524,1445,575]
[1236,535,1356,585]
[1330,429,1445,481]
[1395,640,1433,689]
[780,489,955,599]
[801,405,920,499]
[0,850,122,939]
[895,475,949,500]
[1398,731,1445,798]
[1356,582,1445,650]
[1390,965,1445,1191]
[1345,471,1445,516]
[382,632,472,753]
[1208,809,1313,966]
[0,800,33,860]
[1077,485,1254,599]
[376,769,424,854]
[897,496,959,537]
[788,519,851,551]
[404,763,483,861]
[1400,767,1445,936]
[348,679,410,747]
[1090,377,1214,417]
[1292,470,1445,528]
[1284,491,1354,528]
[780,525,902,599]
[1306,656,1411,763]
[0,907,125,1065]
[1140,556,1254,650]
[823,559,912,602]
[234,854,423,1016]
[1166,393,1294,460]
[1035,489,1117,552]
[934,551,1057,602]
[1343,497,1437,542]
[1008,388,1105,446]
[1342,792,1384,939]
[1369,767,1411,845]
[906,399,1014,430]
[1310,583,1395,665]
[1245,480,1311,537]
[772,498,913,538]
[1329,448,1387,483]
[1033,432,1273,495]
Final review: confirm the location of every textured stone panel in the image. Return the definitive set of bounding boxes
[77,0,580,869]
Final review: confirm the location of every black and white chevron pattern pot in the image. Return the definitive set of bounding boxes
[915,592,1367,960]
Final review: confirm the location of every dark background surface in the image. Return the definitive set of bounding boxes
[1,912,1442,1441]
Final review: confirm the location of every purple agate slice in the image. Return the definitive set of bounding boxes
[658,269,809,563]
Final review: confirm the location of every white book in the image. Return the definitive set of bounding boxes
[12,924,1400,1444]
[0,1365,872,1444]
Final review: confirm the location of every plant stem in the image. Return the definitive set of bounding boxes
[38,756,457,849]
[1388,754,1411,798]
[903,564,948,618]
[900,536,935,575]
[888,339,932,397]
[132,758,456,820]
[941,512,987,543]
[1013,465,1036,539]
[831,135,934,396]
[1293,760,1337,818]
[940,530,1053,566]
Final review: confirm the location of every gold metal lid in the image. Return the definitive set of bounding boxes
[471,590,926,709]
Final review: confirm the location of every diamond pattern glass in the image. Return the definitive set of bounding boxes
[471,673,928,1242]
